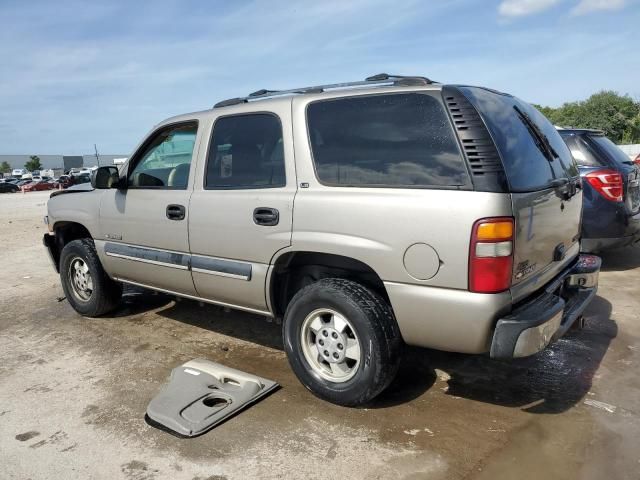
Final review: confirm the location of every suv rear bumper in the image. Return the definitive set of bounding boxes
[581,210,640,252]
[490,254,601,359]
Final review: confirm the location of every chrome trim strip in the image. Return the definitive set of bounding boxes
[104,242,253,280]
[112,277,272,317]
[104,242,190,269]
[191,254,252,281]
[105,251,189,270]
[191,267,249,281]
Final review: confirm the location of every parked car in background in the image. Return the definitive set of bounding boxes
[16,179,32,188]
[74,173,91,184]
[0,182,19,193]
[22,180,56,192]
[558,128,640,252]
[45,75,600,406]
[12,168,27,177]
[53,175,74,189]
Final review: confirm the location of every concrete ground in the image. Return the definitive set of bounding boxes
[1,191,639,480]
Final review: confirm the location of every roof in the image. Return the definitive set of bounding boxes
[157,73,444,128]
[212,73,437,108]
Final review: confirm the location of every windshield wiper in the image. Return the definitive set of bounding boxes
[514,106,558,162]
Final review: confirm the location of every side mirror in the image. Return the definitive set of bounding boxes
[91,166,122,189]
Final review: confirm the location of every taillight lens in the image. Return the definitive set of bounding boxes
[469,217,514,293]
[585,169,623,202]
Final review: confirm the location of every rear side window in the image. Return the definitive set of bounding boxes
[460,87,578,192]
[205,114,285,189]
[306,93,470,188]
[560,134,604,167]
[588,135,634,167]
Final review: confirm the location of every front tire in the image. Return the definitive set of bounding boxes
[59,239,122,317]
[283,278,402,406]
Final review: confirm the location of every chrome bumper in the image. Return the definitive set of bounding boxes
[490,254,601,359]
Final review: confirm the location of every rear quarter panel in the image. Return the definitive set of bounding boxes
[290,94,513,289]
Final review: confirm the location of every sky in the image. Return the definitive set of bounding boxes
[0,0,638,155]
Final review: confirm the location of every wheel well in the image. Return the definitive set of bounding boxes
[50,222,92,269]
[270,251,390,318]
[54,222,92,247]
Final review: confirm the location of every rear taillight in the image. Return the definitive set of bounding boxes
[585,169,623,202]
[469,217,514,294]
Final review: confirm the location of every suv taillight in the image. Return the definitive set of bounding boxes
[469,217,514,294]
[585,169,623,202]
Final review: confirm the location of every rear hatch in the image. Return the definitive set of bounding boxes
[458,87,582,302]
[586,134,640,215]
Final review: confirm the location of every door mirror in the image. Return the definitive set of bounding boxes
[91,166,121,189]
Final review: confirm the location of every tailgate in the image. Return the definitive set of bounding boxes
[510,189,581,301]
[458,87,582,302]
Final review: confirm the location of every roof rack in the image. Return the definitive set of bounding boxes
[213,73,436,108]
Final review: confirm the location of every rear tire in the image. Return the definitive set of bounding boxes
[59,239,122,317]
[283,278,402,406]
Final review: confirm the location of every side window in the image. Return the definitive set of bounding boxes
[205,114,285,189]
[306,93,469,187]
[561,134,602,167]
[129,122,198,189]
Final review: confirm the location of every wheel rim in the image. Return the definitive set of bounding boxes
[300,308,361,383]
[68,256,94,302]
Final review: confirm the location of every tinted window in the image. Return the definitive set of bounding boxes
[306,93,469,187]
[129,122,197,189]
[205,114,285,189]
[460,87,578,191]
[560,133,603,167]
[589,135,634,167]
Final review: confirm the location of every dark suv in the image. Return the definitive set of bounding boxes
[559,129,640,252]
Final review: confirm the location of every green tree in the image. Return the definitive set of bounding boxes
[25,155,42,172]
[535,91,640,143]
[0,161,10,174]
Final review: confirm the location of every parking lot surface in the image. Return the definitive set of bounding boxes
[1,191,639,480]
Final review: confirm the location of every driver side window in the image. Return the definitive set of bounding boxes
[129,122,198,189]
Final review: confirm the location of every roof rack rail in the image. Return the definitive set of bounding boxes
[213,73,436,108]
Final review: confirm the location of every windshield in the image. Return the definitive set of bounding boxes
[589,135,634,166]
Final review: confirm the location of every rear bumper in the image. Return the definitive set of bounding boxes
[581,211,640,252]
[490,254,601,359]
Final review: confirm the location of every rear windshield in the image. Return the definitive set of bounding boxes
[588,135,634,166]
[459,87,578,192]
[306,93,470,188]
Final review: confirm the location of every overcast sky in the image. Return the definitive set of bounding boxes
[0,0,638,155]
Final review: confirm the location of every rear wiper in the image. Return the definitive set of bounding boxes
[514,106,558,162]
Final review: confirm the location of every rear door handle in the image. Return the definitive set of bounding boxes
[253,207,279,226]
[166,204,186,221]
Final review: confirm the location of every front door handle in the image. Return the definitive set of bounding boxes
[253,207,279,226]
[166,204,186,221]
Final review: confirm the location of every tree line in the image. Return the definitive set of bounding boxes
[1,155,42,174]
[534,91,640,144]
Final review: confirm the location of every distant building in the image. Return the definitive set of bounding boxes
[0,154,128,171]
[63,155,84,171]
